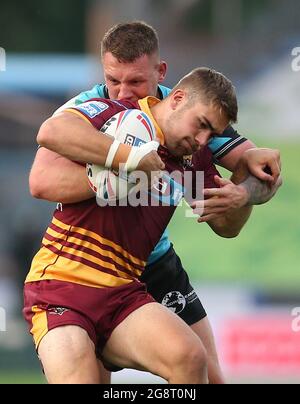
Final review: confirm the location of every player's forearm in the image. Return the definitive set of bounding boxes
[37,112,114,165]
[29,148,94,203]
[231,161,283,205]
[230,147,282,204]
[208,204,252,238]
[37,111,163,176]
[238,175,282,205]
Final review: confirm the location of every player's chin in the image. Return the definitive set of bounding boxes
[170,147,186,157]
[182,145,194,155]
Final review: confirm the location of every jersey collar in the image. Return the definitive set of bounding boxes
[138,97,165,145]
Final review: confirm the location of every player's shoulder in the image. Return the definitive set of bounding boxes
[75,84,108,103]
[68,97,138,123]
[53,84,108,115]
[77,97,137,112]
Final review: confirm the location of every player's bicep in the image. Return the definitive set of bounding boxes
[209,126,254,169]
[218,139,256,172]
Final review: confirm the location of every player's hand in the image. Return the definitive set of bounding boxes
[239,148,281,184]
[191,176,249,222]
[124,141,163,171]
[121,141,164,189]
[136,150,165,173]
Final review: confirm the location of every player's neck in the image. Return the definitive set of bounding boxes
[151,99,167,133]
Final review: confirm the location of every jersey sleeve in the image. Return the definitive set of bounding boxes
[208,126,247,161]
[64,98,136,130]
[65,99,114,129]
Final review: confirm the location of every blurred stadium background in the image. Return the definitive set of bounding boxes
[0,0,299,384]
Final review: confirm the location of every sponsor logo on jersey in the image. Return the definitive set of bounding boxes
[77,101,109,118]
[182,155,193,169]
[124,134,146,147]
[48,307,69,316]
[161,290,199,314]
[161,291,186,314]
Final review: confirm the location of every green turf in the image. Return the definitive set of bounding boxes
[168,140,300,291]
[0,372,45,384]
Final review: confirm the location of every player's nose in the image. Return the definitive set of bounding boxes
[117,85,135,101]
[195,130,212,147]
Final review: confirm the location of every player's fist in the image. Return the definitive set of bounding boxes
[241,148,281,184]
[124,141,163,172]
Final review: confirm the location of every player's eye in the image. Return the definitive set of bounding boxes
[199,120,208,130]
[109,78,119,85]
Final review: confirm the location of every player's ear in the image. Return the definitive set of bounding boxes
[170,89,185,110]
[157,61,167,83]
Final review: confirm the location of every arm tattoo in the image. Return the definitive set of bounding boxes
[240,174,280,205]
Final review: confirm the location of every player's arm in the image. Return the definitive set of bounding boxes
[37,112,117,165]
[211,128,282,204]
[30,88,111,204]
[220,141,281,184]
[192,175,252,238]
[190,150,252,238]
[230,147,282,204]
[200,148,282,217]
[29,147,94,203]
[217,139,256,171]
[37,107,164,174]
[206,183,252,238]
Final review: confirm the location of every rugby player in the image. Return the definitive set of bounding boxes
[29,22,281,383]
[24,67,257,384]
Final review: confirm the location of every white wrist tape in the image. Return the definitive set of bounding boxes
[124,141,160,171]
[105,139,121,168]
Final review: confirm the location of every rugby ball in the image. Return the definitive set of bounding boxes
[86,109,157,203]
